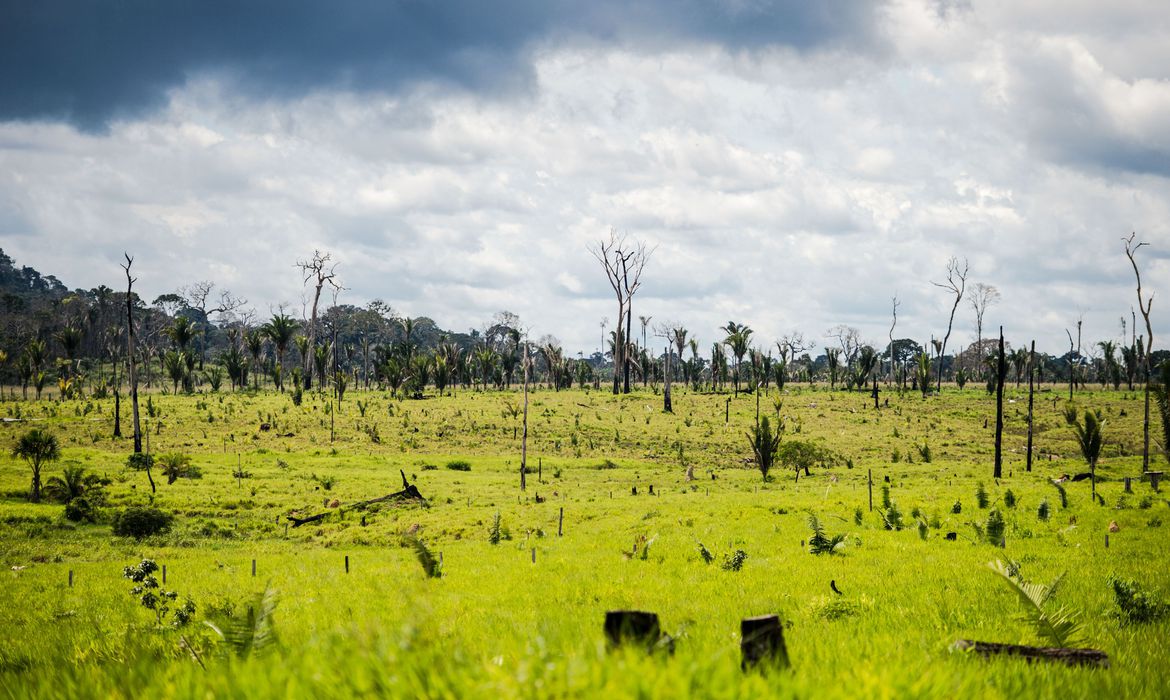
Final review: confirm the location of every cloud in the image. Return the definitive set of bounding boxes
[0,0,882,130]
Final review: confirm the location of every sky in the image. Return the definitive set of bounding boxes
[1,0,1168,358]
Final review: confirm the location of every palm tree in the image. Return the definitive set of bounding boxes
[1065,407,1104,501]
[163,350,187,394]
[157,453,195,485]
[55,326,83,378]
[294,335,312,389]
[165,316,197,351]
[263,313,299,391]
[245,330,265,390]
[398,317,416,361]
[824,347,841,389]
[748,416,782,481]
[722,322,753,396]
[12,428,60,502]
[44,464,107,504]
[1097,340,1121,390]
[381,356,406,398]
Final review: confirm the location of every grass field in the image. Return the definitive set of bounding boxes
[1,382,1168,698]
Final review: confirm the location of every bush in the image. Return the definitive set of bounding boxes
[112,506,173,539]
[1110,577,1168,624]
[986,509,1006,546]
[446,460,472,472]
[976,482,990,509]
[64,497,98,523]
[1003,489,1017,508]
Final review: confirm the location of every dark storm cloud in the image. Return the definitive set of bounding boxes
[0,0,882,130]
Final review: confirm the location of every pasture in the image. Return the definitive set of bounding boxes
[1,382,1168,698]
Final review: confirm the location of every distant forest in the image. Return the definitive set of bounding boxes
[0,247,1164,400]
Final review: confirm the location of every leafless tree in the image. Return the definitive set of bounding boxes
[589,230,652,394]
[1124,233,1155,472]
[888,295,900,384]
[181,280,246,370]
[932,257,968,392]
[297,251,341,390]
[968,282,999,376]
[120,254,142,453]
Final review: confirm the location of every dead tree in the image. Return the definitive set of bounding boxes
[296,250,341,390]
[1124,233,1155,473]
[969,283,999,377]
[520,340,531,491]
[120,254,142,453]
[887,295,900,385]
[180,281,246,370]
[589,230,651,395]
[932,257,968,393]
[288,470,424,527]
[993,327,1006,479]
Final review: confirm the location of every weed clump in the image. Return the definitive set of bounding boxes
[112,507,173,539]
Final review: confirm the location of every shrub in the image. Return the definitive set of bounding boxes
[986,509,1006,546]
[1110,577,1168,624]
[952,500,962,514]
[1037,499,1050,521]
[64,497,98,523]
[446,460,472,472]
[976,482,990,509]
[112,506,173,539]
[1004,489,1017,508]
[721,549,747,571]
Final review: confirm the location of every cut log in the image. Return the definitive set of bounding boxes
[288,470,425,527]
[951,640,1109,668]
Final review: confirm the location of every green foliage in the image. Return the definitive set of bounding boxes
[777,439,839,478]
[44,465,107,505]
[157,453,201,485]
[989,560,1084,648]
[1037,499,1050,521]
[1051,481,1068,508]
[882,501,904,531]
[123,559,195,628]
[64,497,98,523]
[1155,360,1170,467]
[952,500,962,514]
[721,549,747,571]
[976,482,989,509]
[1064,406,1104,469]
[11,427,60,502]
[446,460,472,472]
[1003,489,1016,508]
[488,512,502,545]
[204,584,279,658]
[112,507,174,539]
[807,514,846,555]
[697,542,714,564]
[1109,577,1168,624]
[985,509,1006,547]
[916,440,932,463]
[746,416,782,481]
[880,485,892,510]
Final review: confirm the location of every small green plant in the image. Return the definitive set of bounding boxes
[986,509,1006,547]
[976,482,989,509]
[1037,499,1050,521]
[853,507,863,526]
[1003,489,1017,509]
[488,512,502,545]
[446,460,472,472]
[807,514,846,555]
[721,549,748,571]
[312,473,337,490]
[988,560,1084,648]
[881,485,892,510]
[952,500,962,514]
[883,501,904,531]
[697,542,714,564]
[1110,577,1168,624]
[916,440,932,463]
[747,416,782,481]
[112,506,173,539]
[917,518,929,540]
[1051,481,1068,508]
[123,559,195,628]
[204,584,279,658]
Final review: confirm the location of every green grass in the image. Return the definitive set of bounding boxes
[0,382,1168,698]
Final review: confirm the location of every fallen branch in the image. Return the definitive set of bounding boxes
[288,470,425,527]
[951,640,1109,668]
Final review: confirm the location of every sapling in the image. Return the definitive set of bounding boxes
[123,559,195,628]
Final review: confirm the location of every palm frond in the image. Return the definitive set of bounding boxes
[203,583,279,659]
[989,560,1084,648]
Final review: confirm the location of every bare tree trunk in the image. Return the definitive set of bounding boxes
[663,345,672,413]
[122,254,142,453]
[520,343,529,491]
[1026,340,1035,472]
[993,327,1005,479]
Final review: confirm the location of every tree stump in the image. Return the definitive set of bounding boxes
[1145,471,1163,491]
[741,615,789,670]
[604,610,661,652]
[951,640,1109,668]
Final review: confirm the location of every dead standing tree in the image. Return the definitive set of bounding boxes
[180,281,246,370]
[1124,233,1155,473]
[120,254,142,453]
[932,257,968,393]
[590,231,652,395]
[969,282,999,378]
[297,251,341,390]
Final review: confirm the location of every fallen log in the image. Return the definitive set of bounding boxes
[951,640,1109,668]
[288,470,426,527]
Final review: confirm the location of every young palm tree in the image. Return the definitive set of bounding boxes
[165,316,198,351]
[12,428,60,502]
[824,347,841,390]
[1065,407,1104,500]
[157,453,196,485]
[44,465,107,504]
[245,330,265,390]
[55,326,83,378]
[263,313,300,391]
[722,322,753,396]
[747,416,782,481]
[163,350,187,395]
